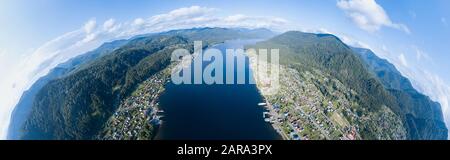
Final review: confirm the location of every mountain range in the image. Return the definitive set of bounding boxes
[8,28,447,140]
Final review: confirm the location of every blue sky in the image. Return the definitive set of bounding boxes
[0,0,449,138]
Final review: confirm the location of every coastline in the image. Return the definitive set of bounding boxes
[246,50,289,140]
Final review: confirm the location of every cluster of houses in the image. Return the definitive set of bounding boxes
[262,67,366,140]
[101,71,169,140]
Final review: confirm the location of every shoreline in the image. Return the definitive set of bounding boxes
[264,102,290,140]
[246,51,290,140]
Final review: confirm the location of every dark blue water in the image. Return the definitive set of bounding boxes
[155,39,281,140]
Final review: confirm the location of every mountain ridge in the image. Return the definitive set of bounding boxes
[249,31,447,139]
[7,39,129,139]
[14,28,447,140]
[353,47,447,139]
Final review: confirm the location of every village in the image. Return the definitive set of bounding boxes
[256,66,367,140]
[257,65,407,140]
[98,51,408,140]
[100,68,171,140]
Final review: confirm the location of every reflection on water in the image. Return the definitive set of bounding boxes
[155,39,281,140]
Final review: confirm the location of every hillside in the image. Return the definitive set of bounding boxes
[248,31,447,139]
[19,28,446,140]
[7,39,128,139]
[20,28,275,140]
[353,47,447,139]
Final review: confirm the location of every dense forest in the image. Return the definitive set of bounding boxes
[353,47,447,139]
[8,39,129,140]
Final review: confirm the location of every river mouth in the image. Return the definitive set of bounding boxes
[154,39,281,140]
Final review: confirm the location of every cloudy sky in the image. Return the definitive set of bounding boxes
[0,0,449,139]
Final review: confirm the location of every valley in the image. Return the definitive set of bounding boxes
[12,28,447,140]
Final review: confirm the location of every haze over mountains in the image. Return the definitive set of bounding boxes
[7,39,130,139]
[8,28,447,140]
[354,48,447,139]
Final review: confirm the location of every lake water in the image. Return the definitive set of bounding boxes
[155,39,281,140]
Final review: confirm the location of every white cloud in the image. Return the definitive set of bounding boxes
[110,5,289,37]
[84,19,97,34]
[152,6,217,22]
[82,19,98,43]
[337,0,410,34]
[223,14,288,24]
[376,45,450,139]
[221,14,288,29]
[103,18,116,32]
[398,53,408,67]
[133,18,145,26]
[0,6,289,139]
[81,33,97,43]
[401,68,450,139]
